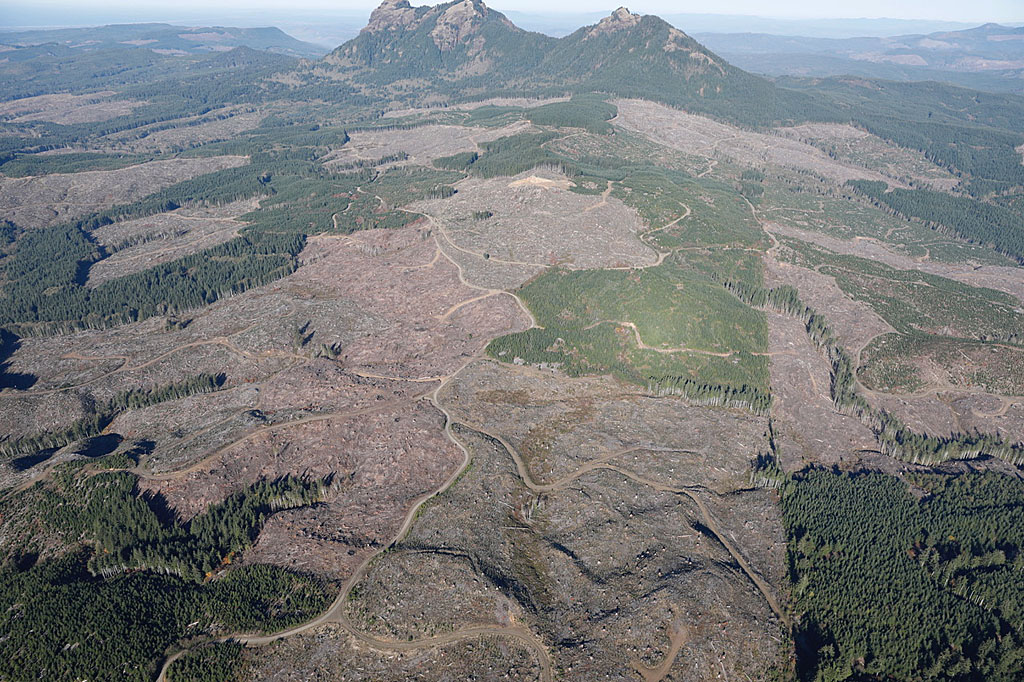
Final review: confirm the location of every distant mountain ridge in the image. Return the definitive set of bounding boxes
[0,22,326,59]
[698,22,1024,93]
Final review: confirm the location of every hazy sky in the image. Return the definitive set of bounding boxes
[6,0,1024,23]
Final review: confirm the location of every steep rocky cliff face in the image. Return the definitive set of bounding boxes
[326,0,549,83]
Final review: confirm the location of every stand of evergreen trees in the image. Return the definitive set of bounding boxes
[166,642,244,682]
[783,468,1024,681]
[0,460,333,681]
[1,147,468,335]
[849,180,1024,263]
[71,472,326,580]
[646,375,770,414]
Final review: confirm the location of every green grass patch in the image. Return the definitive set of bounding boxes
[673,247,765,289]
[488,264,769,408]
[513,267,766,353]
[613,170,766,249]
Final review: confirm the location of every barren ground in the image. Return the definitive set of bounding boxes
[87,198,259,285]
[0,92,146,124]
[764,310,878,470]
[99,109,265,153]
[325,121,534,169]
[411,169,657,289]
[768,222,1024,306]
[0,155,248,228]
[614,99,903,186]
[774,122,958,190]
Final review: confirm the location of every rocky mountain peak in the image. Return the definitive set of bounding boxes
[365,0,420,33]
[431,0,494,51]
[587,7,641,38]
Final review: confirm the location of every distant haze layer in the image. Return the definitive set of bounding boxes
[2,2,1022,43]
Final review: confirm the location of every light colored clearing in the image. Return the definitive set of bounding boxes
[614,98,899,186]
[507,174,573,190]
[776,122,959,190]
[0,91,114,116]
[99,110,263,153]
[324,121,533,169]
[778,122,869,141]
[852,52,929,66]
[180,31,231,42]
[451,96,571,110]
[763,234,895,353]
[953,56,1024,70]
[768,221,1024,307]
[633,619,691,682]
[381,96,570,119]
[1017,143,1024,166]
[411,169,657,288]
[0,156,248,229]
[87,198,260,287]
[0,92,145,125]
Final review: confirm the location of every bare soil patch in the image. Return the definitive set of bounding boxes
[765,241,894,354]
[955,394,1024,444]
[147,400,462,581]
[346,404,787,682]
[764,311,877,469]
[768,222,1024,306]
[614,99,899,186]
[325,121,533,169]
[442,360,765,492]
[0,155,248,228]
[245,626,544,681]
[87,198,258,286]
[775,122,958,190]
[0,92,145,124]
[99,110,264,153]
[300,227,531,377]
[379,97,571,119]
[412,169,657,289]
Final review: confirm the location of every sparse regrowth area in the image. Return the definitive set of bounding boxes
[489,262,771,412]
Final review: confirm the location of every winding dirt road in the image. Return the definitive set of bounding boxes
[156,353,555,682]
